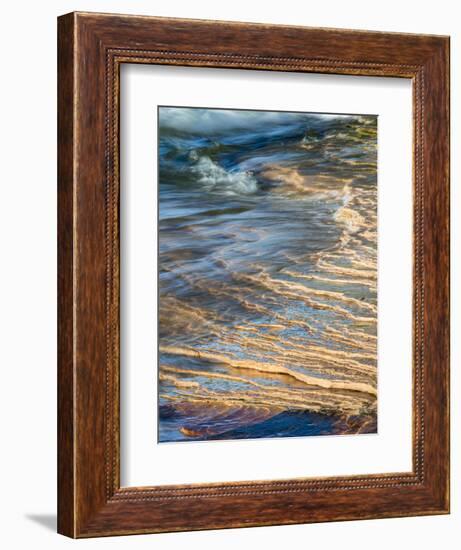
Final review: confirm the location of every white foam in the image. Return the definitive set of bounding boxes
[191,153,258,195]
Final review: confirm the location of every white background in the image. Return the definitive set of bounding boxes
[0,1,458,548]
[121,66,412,486]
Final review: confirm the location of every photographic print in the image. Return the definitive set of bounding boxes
[158,106,377,443]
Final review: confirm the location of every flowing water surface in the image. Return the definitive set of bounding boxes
[157,107,378,442]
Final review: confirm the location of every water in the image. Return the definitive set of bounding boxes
[157,107,378,443]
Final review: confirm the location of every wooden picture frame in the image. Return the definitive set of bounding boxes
[57,12,450,538]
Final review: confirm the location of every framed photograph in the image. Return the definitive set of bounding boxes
[57,12,450,537]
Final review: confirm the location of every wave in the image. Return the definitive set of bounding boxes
[158,107,378,442]
[189,151,258,195]
[159,106,363,136]
[160,345,377,397]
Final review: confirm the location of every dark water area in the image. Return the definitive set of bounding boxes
[157,107,378,443]
[159,404,377,442]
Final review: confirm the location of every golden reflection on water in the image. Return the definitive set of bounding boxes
[158,113,378,441]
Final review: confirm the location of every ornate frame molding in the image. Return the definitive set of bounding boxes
[58,12,449,537]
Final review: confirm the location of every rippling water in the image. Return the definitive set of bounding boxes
[158,107,377,442]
